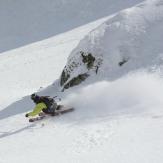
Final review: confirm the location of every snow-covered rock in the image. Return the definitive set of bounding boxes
[60,0,163,90]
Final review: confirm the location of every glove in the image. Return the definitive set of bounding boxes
[25,113,29,117]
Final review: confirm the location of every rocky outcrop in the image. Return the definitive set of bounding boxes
[80,51,95,69]
[60,51,102,90]
[60,69,70,86]
[63,73,89,90]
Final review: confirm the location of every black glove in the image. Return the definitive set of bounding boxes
[25,114,29,117]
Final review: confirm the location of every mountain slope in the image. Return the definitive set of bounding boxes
[59,0,163,91]
[0,0,163,163]
[0,17,108,110]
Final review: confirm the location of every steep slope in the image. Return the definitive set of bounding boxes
[0,0,163,163]
[60,0,163,90]
[0,0,143,53]
[0,17,107,110]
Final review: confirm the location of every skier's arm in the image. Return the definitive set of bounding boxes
[27,103,47,117]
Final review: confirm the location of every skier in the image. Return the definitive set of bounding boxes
[25,94,58,118]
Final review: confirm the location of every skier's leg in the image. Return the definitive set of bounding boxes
[49,106,56,116]
[42,107,56,116]
[38,112,45,116]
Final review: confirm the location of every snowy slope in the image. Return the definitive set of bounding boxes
[0,17,107,110]
[0,0,142,53]
[60,0,163,91]
[1,73,163,163]
[1,0,163,163]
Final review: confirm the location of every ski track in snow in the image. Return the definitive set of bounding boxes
[0,113,163,163]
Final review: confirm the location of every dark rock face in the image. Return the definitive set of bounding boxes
[60,51,102,90]
[60,69,70,86]
[119,58,128,66]
[63,73,89,90]
[80,51,95,69]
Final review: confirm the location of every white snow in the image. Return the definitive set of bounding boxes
[0,0,163,163]
[65,0,163,85]
[0,17,108,109]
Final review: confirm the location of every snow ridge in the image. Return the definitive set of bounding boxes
[60,0,163,90]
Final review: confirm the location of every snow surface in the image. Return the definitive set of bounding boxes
[0,17,107,110]
[64,0,163,86]
[1,0,163,163]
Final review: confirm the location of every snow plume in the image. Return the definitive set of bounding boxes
[63,72,163,119]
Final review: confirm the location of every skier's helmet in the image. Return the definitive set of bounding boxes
[31,93,40,104]
[31,93,37,100]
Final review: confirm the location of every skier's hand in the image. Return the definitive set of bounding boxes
[25,113,29,117]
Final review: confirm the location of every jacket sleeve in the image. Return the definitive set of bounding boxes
[28,103,47,117]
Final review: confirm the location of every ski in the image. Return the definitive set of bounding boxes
[29,107,74,122]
